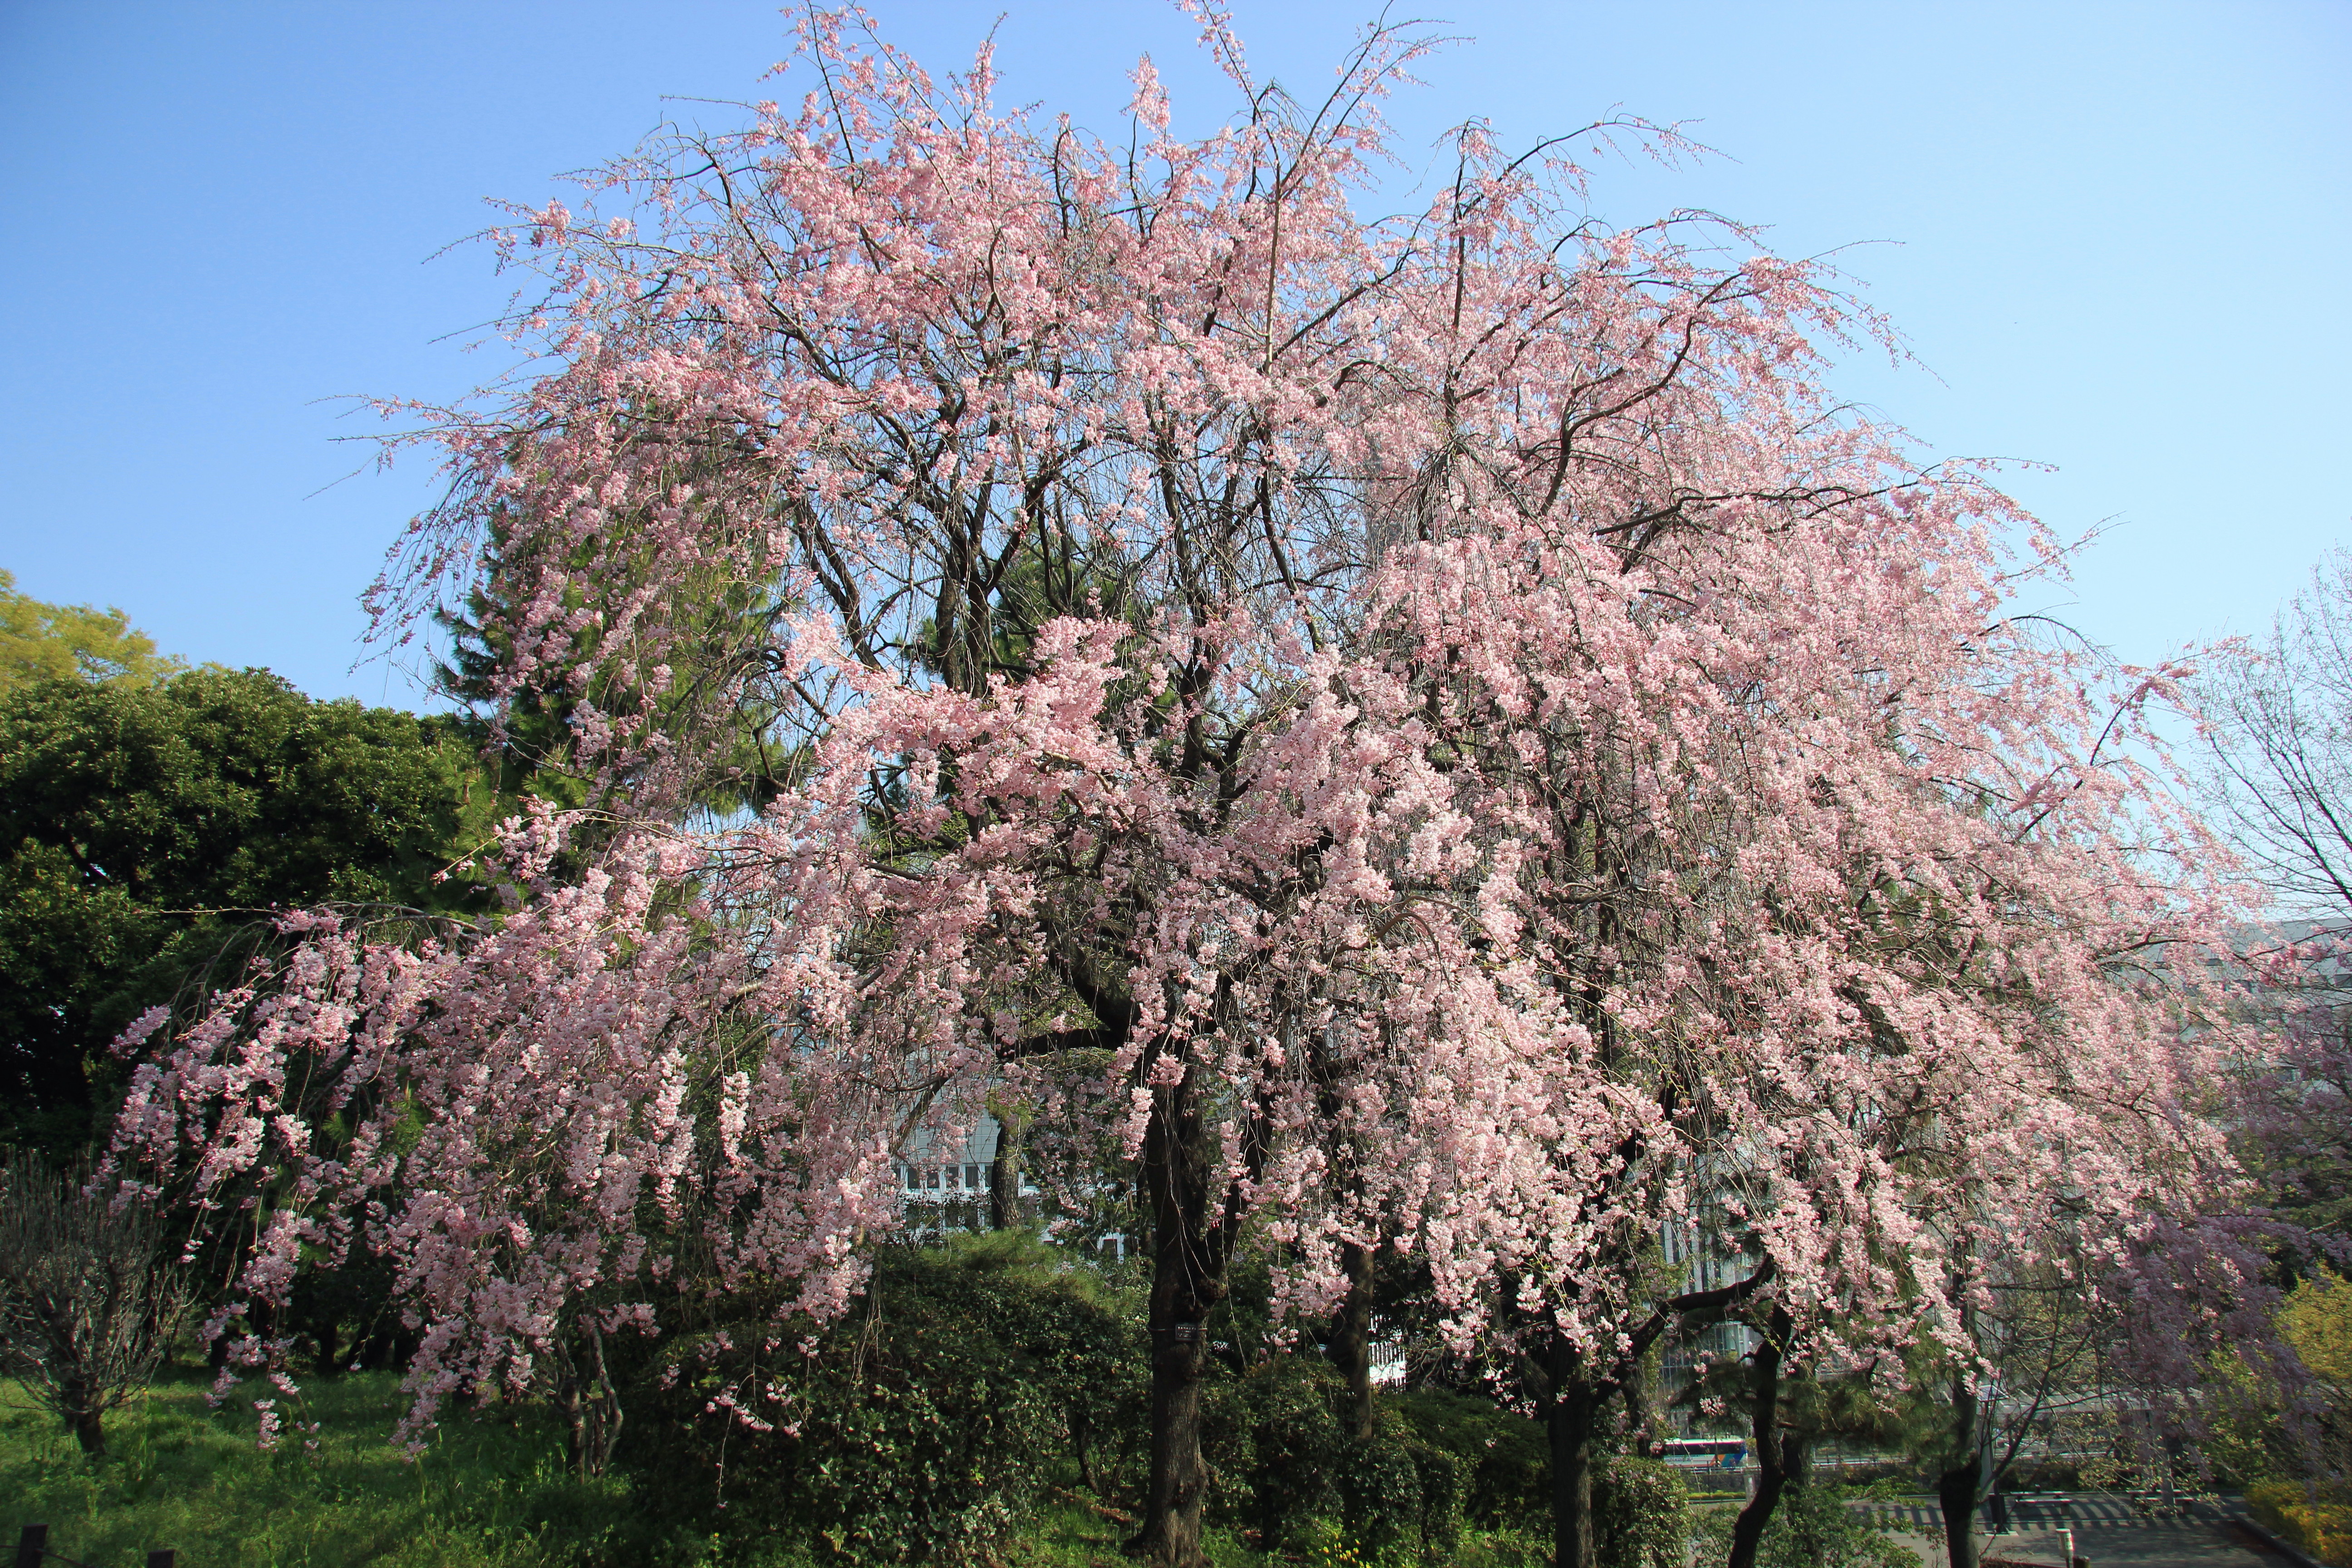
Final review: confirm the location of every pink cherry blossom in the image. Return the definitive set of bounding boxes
[109,12,2282,1565]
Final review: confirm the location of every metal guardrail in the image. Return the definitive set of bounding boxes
[14,1524,175,1568]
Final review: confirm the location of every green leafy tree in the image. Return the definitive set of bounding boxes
[427,462,808,821]
[0,666,499,1153]
[0,569,184,691]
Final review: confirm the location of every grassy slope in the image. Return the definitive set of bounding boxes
[1,1369,632,1568]
[1,1371,1556,1568]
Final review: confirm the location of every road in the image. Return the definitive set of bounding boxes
[1846,1494,2304,1567]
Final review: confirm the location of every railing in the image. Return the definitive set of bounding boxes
[14,1524,174,1568]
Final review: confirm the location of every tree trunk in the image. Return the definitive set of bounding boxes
[1937,1367,1983,1568]
[1135,1314,1211,1568]
[552,1324,623,1477]
[1547,1341,1601,1568]
[1071,1404,1100,1496]
[314,1319,341,1378]
[1783,1426,1811,1492]
[1327,1240,1376,1440]
[1124,1066,1227,1568]
[989,1113,1024,1231]
[1726,1307,1794,1568]
[1620,1347,1657,1455]
[66,1378,106,1458]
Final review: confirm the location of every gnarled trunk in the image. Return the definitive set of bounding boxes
[550,1323,623,1477]
[1136,1310,1212,1568]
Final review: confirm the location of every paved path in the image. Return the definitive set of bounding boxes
[1846,1496,2300,1567]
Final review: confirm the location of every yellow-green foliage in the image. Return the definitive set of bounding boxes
[2284,1272,2352,1392]
[0,569,182,691]
[2249,1480,2352,1568]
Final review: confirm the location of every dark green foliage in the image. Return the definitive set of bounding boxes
[1691,1480,1920,1568]
[433,500,806,820]
[1590,1454,1687,1568]
[1203,1357,1465,1563]
[1390,1392,1687,1568]
[1338,1414,1464,1564]
[282,1256,422,1376]
[0,667,498,1153]
[1207,1356,1342,1548]
[1390,1387,1550,1527]
[627,1231,1142,1566]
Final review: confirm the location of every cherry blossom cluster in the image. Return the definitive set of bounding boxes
[110,5,2276,1465]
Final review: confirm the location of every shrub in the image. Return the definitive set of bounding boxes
[1590,1454,1686,1568]
[1336,1411,1465,1564]
[626,1232,1140,1566]
[1210,1356,1341,1549]
[1691,1480,1920,1568]
[1390,1387,1549,1528]
[0,1154,188,1456]
[2249,1479,2352,1567]
[1204,1358,1466,1562]
[1382,1393,1700,1567]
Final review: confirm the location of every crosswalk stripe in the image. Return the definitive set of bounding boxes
[1853,1499,2177,1530]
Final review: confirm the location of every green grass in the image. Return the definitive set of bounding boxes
[998,1493,1548,1568]
[0,1370,1557,1568]
[999,1492,1266,1568]
[0,1367,640,1568]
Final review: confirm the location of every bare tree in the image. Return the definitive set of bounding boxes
[2198,553,2352,1251]
[2200,549,2352,929]
[0,1155,189,1456]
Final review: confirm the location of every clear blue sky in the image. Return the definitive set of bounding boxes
[1,1,2344,706]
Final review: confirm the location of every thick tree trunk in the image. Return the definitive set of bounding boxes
[1938,1462,1984,1568]
[1937,1364,1983,1568]
[1547,1342,1601,1568]
[63,1369,106,1457]
[1136,1312,1212,1568]
[1726,1308,1794,1568]
[989,1114,1024,1231]
[1327,1240,1376,1440]
[1124,1066,1228,1568]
